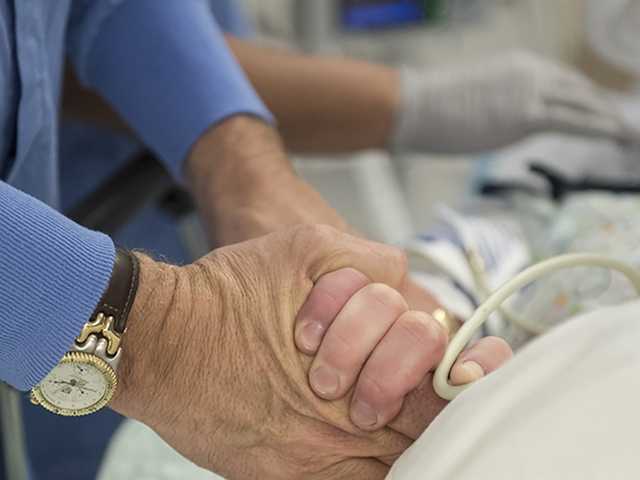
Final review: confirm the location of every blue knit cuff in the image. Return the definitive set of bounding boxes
[0,183,115,390]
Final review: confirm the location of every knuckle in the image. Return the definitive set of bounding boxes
[361,283,408,314]
[374,245,408,288]
[386,245,408,274]
[309,223,341,241]
[334,267,370,287]
[290,223,339,250]
[324,326,358,361]
[317,268,369,305]
[398,312,447,357]
[357,371,393,406]
[311,282,344,316]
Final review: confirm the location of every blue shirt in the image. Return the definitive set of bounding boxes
[0,0,16,177]
[0,0,272,391]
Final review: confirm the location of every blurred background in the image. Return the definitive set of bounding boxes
[237,0,639,243]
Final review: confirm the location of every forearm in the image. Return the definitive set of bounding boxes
[186,115,293,208]
[62,35,400,155]
[226,36,400,153]
[68,0,272,180]
[185,114,350,246]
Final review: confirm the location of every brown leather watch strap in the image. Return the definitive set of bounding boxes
[92,248,140,334]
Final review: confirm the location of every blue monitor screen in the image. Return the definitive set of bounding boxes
[341,0,426,30]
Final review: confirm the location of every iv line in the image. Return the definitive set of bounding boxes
[411,252,640,400]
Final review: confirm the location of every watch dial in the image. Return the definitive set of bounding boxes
[40,361,109,411]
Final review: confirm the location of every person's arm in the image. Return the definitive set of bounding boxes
[66,0,272,181]
[62,26,639,158]
[110,223,511,479]
[0,182,115,390]
[227,39,640,153]
[59,38,399,154]
[64,0,469,330]
[226,36,400,153]
[60,28,398,154]
[0,176,507,477]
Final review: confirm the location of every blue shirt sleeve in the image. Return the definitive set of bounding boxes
[208,0,256,37]
[0,182,115,390]
[66,0,273,182]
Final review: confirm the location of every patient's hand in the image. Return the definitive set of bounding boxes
[296,268,512,439]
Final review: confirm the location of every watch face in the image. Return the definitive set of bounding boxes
[32,352,117,416]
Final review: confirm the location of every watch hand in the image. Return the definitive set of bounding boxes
[71,376,88,386]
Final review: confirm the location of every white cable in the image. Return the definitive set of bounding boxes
[431,253,640,400]
[407,244,547,334]
[466,250,548,335]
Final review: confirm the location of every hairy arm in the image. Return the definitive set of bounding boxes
[226,36,400,153]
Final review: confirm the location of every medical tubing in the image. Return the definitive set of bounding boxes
[467,250,548,335]
[433,253,640,400]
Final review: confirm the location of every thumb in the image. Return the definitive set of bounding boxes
[293,224,409,290]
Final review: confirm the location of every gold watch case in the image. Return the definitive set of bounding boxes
[30,351,118,417]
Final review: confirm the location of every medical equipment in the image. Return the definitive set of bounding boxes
[408,192,640,400]
[481,162,640,201]
[427,252,640,400]
[340,0,446,30]
[389,298,640,480]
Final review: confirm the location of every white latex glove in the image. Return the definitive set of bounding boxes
[392,51,640,153]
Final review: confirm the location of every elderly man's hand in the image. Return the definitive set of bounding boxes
[186,115,446,315]
[186,116,511,439]
[110,225,441,479]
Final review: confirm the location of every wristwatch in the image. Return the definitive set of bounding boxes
[30,249,139,416]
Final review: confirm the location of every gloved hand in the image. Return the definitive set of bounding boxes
[392,50,640,153]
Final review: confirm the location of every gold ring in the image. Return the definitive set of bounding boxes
[431,307,460,338]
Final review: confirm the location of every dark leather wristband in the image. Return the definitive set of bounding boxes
[92,248,140,334]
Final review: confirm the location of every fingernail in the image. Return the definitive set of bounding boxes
[351,399,378,429]
[298,321,325,352]
[310,365,339,397]
[451,361,485,386]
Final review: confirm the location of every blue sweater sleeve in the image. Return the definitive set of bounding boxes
[66,0,273,182]
[0,182,115,391]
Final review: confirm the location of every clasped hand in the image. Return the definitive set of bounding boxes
[111,224,510,479]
